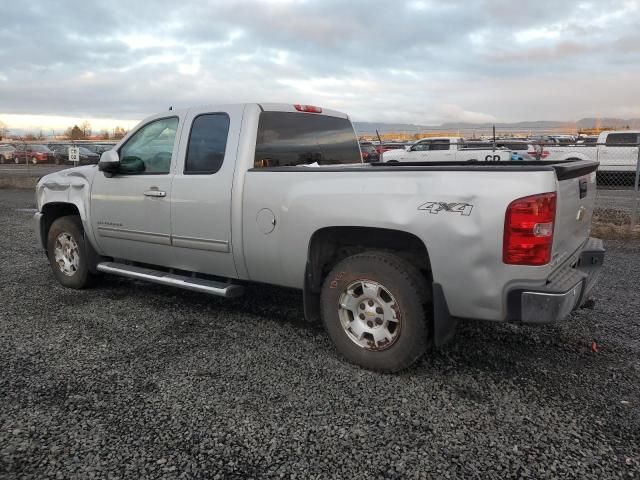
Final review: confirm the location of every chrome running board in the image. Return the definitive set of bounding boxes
[96,262,244,298]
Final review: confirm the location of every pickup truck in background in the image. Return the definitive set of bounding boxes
[543,130,639,177]
[33,103,605,372]
[381,137,511,163]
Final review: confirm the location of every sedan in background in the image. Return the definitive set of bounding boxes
[0,145,16,163]
[360,142,381,162]
[13,144,55,164]
[49,145,100,165]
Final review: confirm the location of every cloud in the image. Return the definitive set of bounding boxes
[0,0,639,130]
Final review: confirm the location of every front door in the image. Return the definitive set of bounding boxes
[90,116,181,266]
[169,105,243,279]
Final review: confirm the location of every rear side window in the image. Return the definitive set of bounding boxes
[185,114,230,174]
[254,112,361,168]
[429,140,450,151]
[606,133,639,145]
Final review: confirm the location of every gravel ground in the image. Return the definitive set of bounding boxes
[0,188,639,479]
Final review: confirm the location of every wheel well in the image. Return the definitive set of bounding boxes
[40,203,81,249]
[305,226,431,295]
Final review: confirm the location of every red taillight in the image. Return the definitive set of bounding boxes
[294,104,322,113]
[528,149,550,159]
[503,192,557,266]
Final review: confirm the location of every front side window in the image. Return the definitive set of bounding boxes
[185,114,230,174]
[119,117,179,174]
[254,112,361,168]
[412,141,430,151]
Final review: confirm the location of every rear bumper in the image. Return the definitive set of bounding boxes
[507,237,605,323]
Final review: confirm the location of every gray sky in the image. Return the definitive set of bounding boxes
[1,0,639,129]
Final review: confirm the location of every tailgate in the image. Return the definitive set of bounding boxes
[551,161,598,266]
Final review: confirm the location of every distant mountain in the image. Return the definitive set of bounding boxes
[353,118,640,136]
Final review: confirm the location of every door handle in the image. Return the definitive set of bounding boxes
[143,190,166,198]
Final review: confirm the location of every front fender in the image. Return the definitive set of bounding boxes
[36,166,102,254]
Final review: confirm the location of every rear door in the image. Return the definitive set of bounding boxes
[170,105,243,278]
[427,139,453,161]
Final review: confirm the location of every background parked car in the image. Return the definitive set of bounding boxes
[375,142,408,155]
[359,142,381,162]
[13,144,54,164]
[49,144,100,165]
[495,141,542,161]
[82,143,115,156]
[0,145,16,163]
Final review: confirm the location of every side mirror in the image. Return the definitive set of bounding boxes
[98,150,120,173]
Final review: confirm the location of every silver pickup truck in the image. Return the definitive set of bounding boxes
[34,103,605,372]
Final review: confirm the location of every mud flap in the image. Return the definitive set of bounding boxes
[433,283,458,347]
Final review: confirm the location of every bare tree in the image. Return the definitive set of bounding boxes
[80,121,92,139]
[112,126,127,139]
[0,120,8,140]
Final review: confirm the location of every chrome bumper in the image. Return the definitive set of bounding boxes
[509,237,605,324]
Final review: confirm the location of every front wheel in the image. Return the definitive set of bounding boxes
[321,251,431,372]
[46,216,96,289]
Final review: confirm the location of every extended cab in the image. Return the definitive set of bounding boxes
[381,137,511,163]
[34,103,605,372]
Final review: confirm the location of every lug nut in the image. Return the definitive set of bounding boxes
[359,313,365,320]
[368,300,374,307]
[367,321,373,328]
[360,303,365,310]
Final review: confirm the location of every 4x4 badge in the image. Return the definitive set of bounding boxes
[418,202,473,216]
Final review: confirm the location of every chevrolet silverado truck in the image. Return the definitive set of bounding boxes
[33,103,605,372]
[381,137,511,163]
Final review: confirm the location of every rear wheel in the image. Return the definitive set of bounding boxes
[321,251,431,372]
[46,216,96,289]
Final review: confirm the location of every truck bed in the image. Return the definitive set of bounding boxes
[253,159,599,180]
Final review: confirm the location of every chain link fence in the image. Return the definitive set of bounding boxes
[364,131,640,236]
[2,129,639,236]
[0,140,117,168]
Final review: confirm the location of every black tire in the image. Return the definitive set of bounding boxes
[320,251,431,372]
[46,215,95,289]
